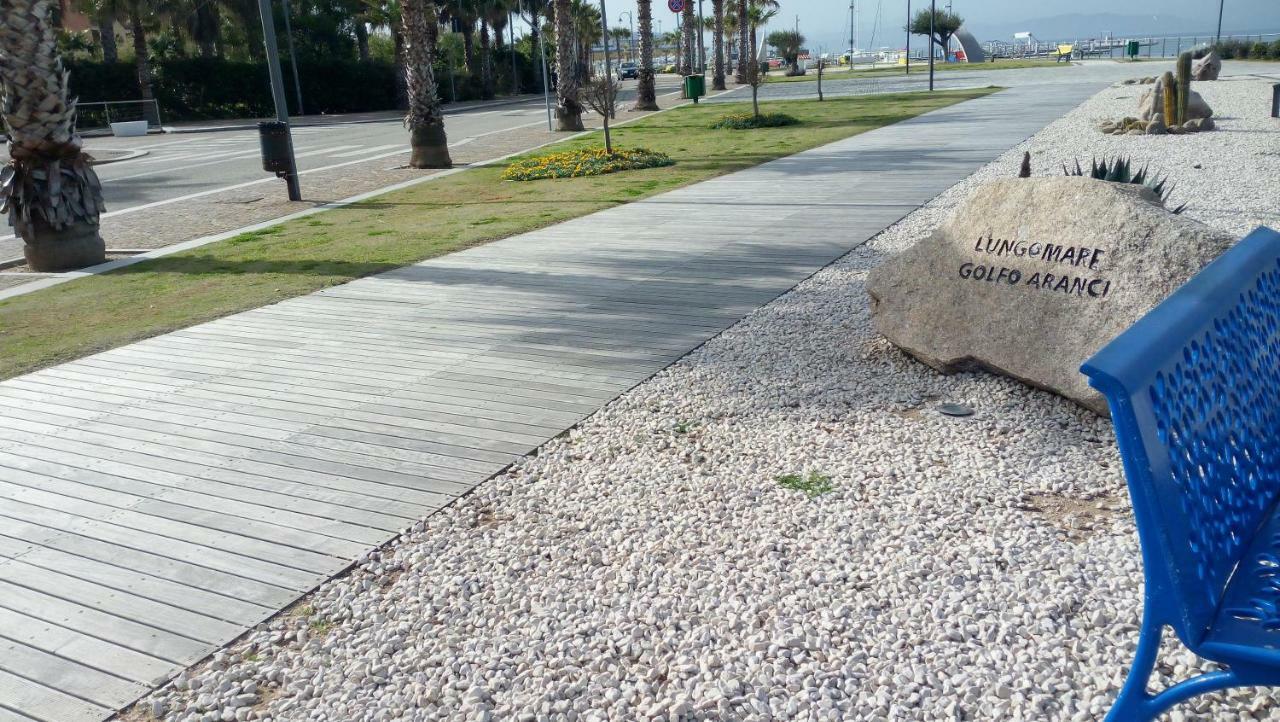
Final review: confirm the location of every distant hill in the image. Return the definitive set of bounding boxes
[967,13,1243,43]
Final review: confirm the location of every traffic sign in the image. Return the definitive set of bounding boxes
[668,0,683,12]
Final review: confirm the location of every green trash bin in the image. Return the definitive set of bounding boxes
[683,74,706,102]
[1126,40,1140,59]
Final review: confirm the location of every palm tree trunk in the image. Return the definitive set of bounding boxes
[355,22,370,61]
[735,0,748,83]
[711,0,725,89]
[461,23,474,73]
[194,1,219,59]
[633,0,657,109]
[0,0,106,271]
[552,0,583,130]
[401,0,451,167]
[393,26,408,109]
[479,18,494,99]
[98,11,118,63]
[529,16,545,92]
[680,1,694,74]
[129,6,153,103]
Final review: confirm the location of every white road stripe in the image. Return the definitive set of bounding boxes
[100,145,318,183]
[293,144,361,158]
[328,144,402,158]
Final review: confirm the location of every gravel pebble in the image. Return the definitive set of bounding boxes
[139,80,1280,721]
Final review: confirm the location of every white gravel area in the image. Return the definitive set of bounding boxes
[140,79,1280,722]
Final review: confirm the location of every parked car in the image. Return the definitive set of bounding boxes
[616,62,639,80]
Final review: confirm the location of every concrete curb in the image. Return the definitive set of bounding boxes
[88,148,149,165]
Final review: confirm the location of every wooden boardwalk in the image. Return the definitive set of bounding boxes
[0,85,1097,721]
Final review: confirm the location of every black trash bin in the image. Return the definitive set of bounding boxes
[258,121,294,173]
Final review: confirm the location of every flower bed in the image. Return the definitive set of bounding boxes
[710,112,800,130]
[502,147,673,181]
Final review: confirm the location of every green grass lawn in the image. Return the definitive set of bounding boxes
[0,87,998,381]
[764,58,1062,83]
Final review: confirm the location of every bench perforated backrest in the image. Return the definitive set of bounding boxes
[1082,227,1280,647]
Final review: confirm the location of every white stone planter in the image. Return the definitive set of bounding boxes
[109,120,149,137]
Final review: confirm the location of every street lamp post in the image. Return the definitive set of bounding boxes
[928,0,935,91]
[905,0,910,76]
[278,0,304,115]
[256,0,300,200]
[620,10,635,61]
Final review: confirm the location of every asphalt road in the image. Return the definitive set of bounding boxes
[0,76,686,253]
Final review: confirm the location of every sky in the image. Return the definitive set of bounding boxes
[547,0,1279,54]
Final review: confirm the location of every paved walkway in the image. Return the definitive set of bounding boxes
[0,83,1100,721]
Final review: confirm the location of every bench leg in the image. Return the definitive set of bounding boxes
[1105,613,1163,722]
[1105,612,1250,721]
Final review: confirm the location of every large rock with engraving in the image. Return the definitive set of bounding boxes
[865,177,1235,414]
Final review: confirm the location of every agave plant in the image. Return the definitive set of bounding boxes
[0,0,108,271]
[1063,156,1187,214]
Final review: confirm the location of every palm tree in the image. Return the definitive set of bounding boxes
[679,0,694,74]
[734,0,747,82]
[77,0,123,62]
[711,0,725,89]
[722,8,737,75]
[552,0,583,128]
[632,0,657,110]
[519,0,550,92]
[400,0,452,166]
[0,0,108,271]
[747,0,777,74]
[570,0,601,84]
[609,26,630,62]
[123,0,157,110]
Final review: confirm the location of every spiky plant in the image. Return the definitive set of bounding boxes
[0,0,107,271]
[1063,157,1187,214]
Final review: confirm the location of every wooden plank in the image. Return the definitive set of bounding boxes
[0,558,244,644]
[0,536,274,626]
[0,516,294,609]
[0,477,344,575]
[0,668,109,722]
[0,447,401,544]
[0,578,212,664]
[0,501,315,594]
[0,396,449,510]
[0,461,372,561]
[0,637,149,709]
[0,606,171,685]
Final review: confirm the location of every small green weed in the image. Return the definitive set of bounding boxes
[672,419,698,435]
[776,471,835,497]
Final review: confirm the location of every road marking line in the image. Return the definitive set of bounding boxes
[100,146,318,183]
[329,144,402,158]
[293,145,361,158]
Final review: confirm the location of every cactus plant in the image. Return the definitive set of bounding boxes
[1161,71,1178,125]
[1176,51,1192,126]
[1063,157,1187,213]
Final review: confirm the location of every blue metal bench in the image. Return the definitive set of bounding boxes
[1081,226,1280,721]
